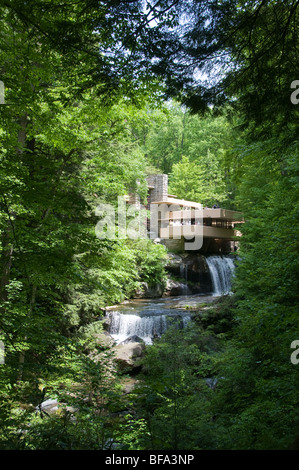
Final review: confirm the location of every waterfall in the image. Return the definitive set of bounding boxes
[206,256,235,296]
[180,262,190,295]
[109,311,168,344]
[108,308,191,345]
[106,255,236,345]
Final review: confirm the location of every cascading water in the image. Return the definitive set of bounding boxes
[206,255,235,296]
[109,311,168,345]
[106,255,236,345]
[107,299,192,345]
[180,263,190,295]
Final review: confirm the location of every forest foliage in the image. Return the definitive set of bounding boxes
[0,0,298,450]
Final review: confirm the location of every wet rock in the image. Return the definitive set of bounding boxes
[102,315,112,331]
[165,253,213,294]
[164,279,188,296]
[119,335,145,344]
[165,253,184,276]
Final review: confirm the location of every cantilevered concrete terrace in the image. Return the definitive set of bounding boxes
[146,174,243,253]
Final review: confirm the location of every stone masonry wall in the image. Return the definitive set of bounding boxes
[146,174,168,203]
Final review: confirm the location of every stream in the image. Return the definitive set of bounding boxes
[106,255,236,345]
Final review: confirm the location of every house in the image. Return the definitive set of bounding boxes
[145,174,243,253]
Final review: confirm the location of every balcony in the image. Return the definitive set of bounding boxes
[160,224,237,240]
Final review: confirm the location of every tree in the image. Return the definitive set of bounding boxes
[168,154,227,206]
[1,0,298,451]
[214,140,299,449]
[133,323,216,450]
[0,6,170,444]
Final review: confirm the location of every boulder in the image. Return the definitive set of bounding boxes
[102,315,111,331]
[93,332,115,348]
[165,253,213,294]
[145,283,164,298]
[165,253,184,276]
[36,399,59,415]
[134,282,164,299]
[134,282,149,298]
[113,342,145,372]
[120,377,140,394]
[119,335,145,344]
[35,399,78,419]
[164,279,189,296]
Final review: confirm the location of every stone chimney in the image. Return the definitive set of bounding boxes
[146,174,168,203]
